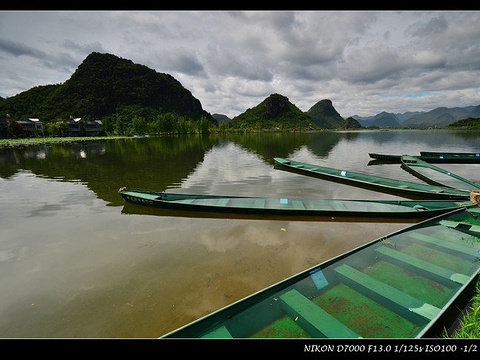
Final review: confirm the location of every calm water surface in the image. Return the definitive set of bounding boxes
[1,129,479,338]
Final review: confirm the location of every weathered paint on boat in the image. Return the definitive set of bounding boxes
[161,207,480,338]
[273,157,471,200]
[118,188,477,219]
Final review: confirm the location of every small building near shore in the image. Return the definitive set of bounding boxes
[16,118,44,136]
[65,118,102,136]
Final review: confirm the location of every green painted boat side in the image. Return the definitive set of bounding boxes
[274,157,471,200]
[420,151,480,162]
[161,207,480,338]
[118,188,477,219]
[400,155,480,191]
[370,152,480,164]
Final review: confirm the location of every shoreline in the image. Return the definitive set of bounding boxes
[0,136,129,149]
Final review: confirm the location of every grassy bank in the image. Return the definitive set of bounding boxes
[448,278,480,338]
[0,135,128,148]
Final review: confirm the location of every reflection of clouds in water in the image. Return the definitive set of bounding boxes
[181,143,276,191]
[179,143,328,198]
[0,246,27,262]
[1,170,103,219]
[197,221,288,253]
[289,146,316,162]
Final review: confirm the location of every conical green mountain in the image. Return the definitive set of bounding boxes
[307,99,345,129]
[0,52,215,124]
[228,93,318,130]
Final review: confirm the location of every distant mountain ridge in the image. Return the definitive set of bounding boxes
[353,105,480,128]
[1,51,479,132]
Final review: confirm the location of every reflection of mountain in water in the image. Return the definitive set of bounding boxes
[0,136,218,206]
[357,129,480,148]
[0,132,355,204]
[2,130,479,207]
[306,132,359,157]
[226,131,353,163]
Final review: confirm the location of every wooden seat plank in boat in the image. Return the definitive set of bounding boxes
[439,220,480,233]
[408,232,480,258]
[291,200,306,210]
[201,326,233,338]
[334,264,440,323]
[216,198,230,206]
[375,246,470,285]
[279,289,361,338]
[253,198,266,209]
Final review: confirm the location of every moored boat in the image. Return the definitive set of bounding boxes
[273,157,471,200]
[420,151,480,161]
[162,206,480,338]
[401,155,480,192]
[118,188,477,220]
[369,152,480,164]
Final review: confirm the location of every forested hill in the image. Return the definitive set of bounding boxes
[0,52,215,124]
[227,93,318,130]
[307,99,345,129]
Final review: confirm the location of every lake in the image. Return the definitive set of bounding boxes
[1,129,479,338]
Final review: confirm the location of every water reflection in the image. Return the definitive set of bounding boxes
[1,130,479,206]
[1,129,480,338]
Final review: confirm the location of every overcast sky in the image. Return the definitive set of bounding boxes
[1,10,479,118]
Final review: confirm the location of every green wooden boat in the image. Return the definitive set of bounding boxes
[420,151,480,163]
[370,152,480,163]
[118,188,477,220]
[162,206,480,338]
[274,157,472,200]
[401,155,480,192]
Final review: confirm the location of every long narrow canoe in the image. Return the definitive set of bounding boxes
[162,206,480,338]
[118,188,477,220]
[369,152,480,164]
[401,155,480,192]
[274,157,472,200]
[420,151,480,162]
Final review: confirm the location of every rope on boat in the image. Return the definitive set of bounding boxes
[470,190,480,205]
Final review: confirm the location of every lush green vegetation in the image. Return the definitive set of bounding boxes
[227,93,318,131]
[307,99,345,128]
[1,53,365,137]
[447,117,480,129]
[2,51,478,139]
[0,52,216,136]
[446,278,480,338]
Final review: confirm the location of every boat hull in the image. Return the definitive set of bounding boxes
[370,152,480,164]
[162,207,480,338]
[274,158,471,200]
[119,188,476,219]
[400,155,480,192]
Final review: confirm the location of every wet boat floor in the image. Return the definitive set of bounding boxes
[249,237,479,338]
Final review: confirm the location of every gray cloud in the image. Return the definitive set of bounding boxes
[0,37,47,58]
[0,10,479,118]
